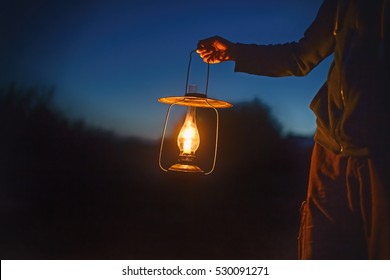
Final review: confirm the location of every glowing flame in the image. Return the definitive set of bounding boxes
[177,107,200,156]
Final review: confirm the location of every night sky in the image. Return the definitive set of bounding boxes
[1,0,330,140]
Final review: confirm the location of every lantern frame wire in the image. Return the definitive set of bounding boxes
[158,50,231,175]
[158,99,219,175]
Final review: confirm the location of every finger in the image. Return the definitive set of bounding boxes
[197,47,211,55]
[202,56,212,63]
[198,49,216,58]
[200,52,221,64]
[206,57,221,64]
[200,53,213,62]
[213,41,227,51]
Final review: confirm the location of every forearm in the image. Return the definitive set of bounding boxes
[234,42,313,77]
[234,0,337,77]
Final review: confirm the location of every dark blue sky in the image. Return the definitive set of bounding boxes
[1,0,330,140]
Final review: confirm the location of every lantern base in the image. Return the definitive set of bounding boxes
[168,163,204,173]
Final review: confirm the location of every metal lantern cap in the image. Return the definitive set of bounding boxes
[158,95,232,108]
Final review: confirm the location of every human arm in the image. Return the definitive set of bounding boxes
[197,0,338,77]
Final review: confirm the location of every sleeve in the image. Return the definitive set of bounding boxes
[234,0,338,77]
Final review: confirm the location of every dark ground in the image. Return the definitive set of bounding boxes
[0,86,313,259]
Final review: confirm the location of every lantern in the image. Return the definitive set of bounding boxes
[158,50,232,175]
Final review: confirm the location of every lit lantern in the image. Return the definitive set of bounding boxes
[158,50,232,175]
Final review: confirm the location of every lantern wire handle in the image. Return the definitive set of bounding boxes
[158,99,184,172]
[204,99,219,175]
[185,50,210,96]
